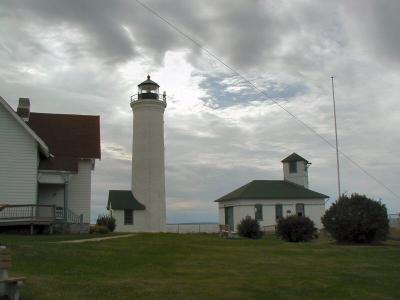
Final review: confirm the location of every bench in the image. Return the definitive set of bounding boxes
[0,246,24,300]
[219,224,231,238]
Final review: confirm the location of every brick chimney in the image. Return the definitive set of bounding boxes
[17,98,30,121]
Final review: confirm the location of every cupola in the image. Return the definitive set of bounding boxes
[281,153,311,188]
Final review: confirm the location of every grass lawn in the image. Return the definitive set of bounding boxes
[1,233,399,300]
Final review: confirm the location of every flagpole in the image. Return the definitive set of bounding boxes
[331,76,341,198]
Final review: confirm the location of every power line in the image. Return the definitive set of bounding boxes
[134,0,400,201]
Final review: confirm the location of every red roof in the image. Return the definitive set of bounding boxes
[27,112,101,172]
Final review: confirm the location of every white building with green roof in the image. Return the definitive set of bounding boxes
[215,153,328,230]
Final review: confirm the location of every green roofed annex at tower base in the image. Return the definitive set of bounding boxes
[107,190,145,210]
[216,153,328,231]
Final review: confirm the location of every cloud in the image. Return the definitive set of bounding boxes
[1,0,400,223]
[343,0,400,68]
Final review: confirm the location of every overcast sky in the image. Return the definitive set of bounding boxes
[1,0,399,223]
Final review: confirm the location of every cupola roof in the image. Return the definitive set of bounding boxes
[281,153,309,163]
[138,75,159,88]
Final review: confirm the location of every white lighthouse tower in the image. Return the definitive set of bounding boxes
[130,75,167,232]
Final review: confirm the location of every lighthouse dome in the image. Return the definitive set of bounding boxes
[138,75,160,100]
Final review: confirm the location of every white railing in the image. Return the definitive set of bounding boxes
[130,93,167,104]
[66,208,83,224]
[0,204,83,224]
[0,204,55,222]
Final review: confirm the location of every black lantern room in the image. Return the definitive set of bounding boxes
[138,75,160,100]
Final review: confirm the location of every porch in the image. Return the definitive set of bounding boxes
[0,204,83,234]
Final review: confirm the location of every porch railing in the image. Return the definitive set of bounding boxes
[0,204,55,222]
[0,204,83,224]
[66,208,83,224]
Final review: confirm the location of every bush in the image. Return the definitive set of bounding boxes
[321,193,389,243]
[93,225,110,234]
[276,215,317,242]
[89,225,96,234]
[96,214,116,232]
[237,216,262,239]
[90,224,110,234]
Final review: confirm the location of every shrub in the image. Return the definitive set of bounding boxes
[321,193,389,243]
[237,216,262,239]
[93,225,110,234]
[96,214,116,232]
[89,225,96,234]
[276,215,317,242]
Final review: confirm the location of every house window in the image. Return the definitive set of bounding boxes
[275,204,283,220]
[124,209,133,225]
[296,203,305,217]
[255,204,263,221]
[289,161,297,173]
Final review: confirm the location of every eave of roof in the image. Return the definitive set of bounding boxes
[107,190,146,210]
[215,180,329,202]
[0,96,50,157]
[39,156,80,172]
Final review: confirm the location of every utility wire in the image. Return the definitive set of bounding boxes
[134,0,400,201]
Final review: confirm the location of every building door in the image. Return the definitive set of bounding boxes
[225,207,234,231]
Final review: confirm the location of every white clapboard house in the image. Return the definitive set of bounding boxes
[0,96,100,233]
[216,153,328,231]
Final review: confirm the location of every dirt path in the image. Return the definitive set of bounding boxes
[55,234,135,244]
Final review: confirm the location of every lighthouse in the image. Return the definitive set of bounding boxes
[130,75,167,232]
[106,75,167,232]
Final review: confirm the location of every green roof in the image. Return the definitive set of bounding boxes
[215,180,328,202]
[107,190,146,210]
[281,153,309,163]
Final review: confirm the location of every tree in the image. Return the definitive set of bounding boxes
[321,193,389,243]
